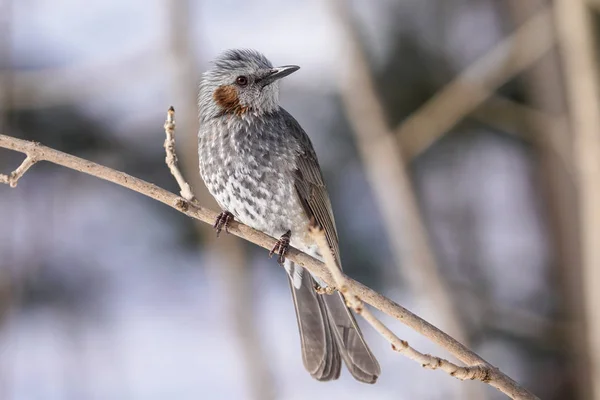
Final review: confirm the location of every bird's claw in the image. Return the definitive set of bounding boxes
[214,211,234,237]
[269,230,291,265]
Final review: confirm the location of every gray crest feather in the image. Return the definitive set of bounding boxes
[213,49,273,71]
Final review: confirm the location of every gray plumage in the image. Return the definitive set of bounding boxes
[198,49,380,383]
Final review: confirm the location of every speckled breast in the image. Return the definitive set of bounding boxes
[198,117,312,248]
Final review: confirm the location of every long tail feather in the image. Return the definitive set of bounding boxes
[287,260,380,383]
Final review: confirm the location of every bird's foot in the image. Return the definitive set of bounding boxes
[269,230,291,265]
[214,211,234,237]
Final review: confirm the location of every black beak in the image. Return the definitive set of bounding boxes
[261,65,300,86]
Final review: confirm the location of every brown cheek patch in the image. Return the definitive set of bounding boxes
[213,85,249,115]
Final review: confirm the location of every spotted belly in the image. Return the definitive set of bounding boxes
[210,174,313,251]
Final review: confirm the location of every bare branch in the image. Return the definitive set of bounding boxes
[163,106,197,202]
[362,306,489,380]
[309,224,492,383]
[0,132,537,399]
[0,155,36,187]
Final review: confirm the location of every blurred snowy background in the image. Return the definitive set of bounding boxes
[0,0,593,399]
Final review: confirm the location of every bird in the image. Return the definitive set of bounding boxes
[197,49,380,383]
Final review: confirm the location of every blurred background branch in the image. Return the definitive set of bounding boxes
[554,0,600,398]
[397,6,554,160]
[328,0,466,345]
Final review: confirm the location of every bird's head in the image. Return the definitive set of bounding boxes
[198,49,299,120]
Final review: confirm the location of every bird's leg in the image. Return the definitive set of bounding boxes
[213,211,234,237]
[269,230,291,265]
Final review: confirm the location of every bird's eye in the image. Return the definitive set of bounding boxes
[236,76,248,86]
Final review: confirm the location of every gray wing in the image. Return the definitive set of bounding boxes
[283,112,341,268]
[282,109,381,383]
[294,161,341,266]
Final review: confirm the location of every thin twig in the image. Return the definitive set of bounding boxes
[163,106,196,202]
[0,155,36,187]
[309,224,490,382]
[307,224,351,298]
[0,132,537,399]
[362,307,489,380]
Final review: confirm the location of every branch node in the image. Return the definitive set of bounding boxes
[339,284,349,294]
[480,366,493,383]
[354,302,363,313]
[175,197,189,211]
[422,356,443,370]
[0,155,37,188]
[314,284,335,295]
[391,339,409,352]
